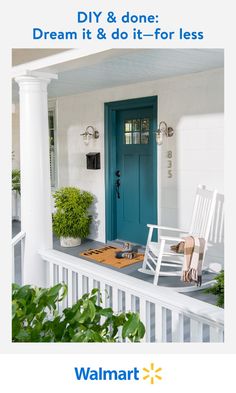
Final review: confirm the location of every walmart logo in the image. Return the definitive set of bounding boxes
[74,362,162,384]
[143,363,162,384]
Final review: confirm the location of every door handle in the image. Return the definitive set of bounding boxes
[116,178,121,199]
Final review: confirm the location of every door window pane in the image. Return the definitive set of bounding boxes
[141,118,150,131]
[133,119,141,131]
[141,132,149,144]
[124,117,151,144]
[125,120,132,132]
[124,133,132,144]
[133,132,141,144]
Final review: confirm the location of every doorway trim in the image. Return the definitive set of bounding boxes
[105,95,158,242]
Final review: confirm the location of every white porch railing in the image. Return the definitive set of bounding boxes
[39,249,224,343]
[12,231,25,284]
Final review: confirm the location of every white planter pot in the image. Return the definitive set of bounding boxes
[60,236,81,247]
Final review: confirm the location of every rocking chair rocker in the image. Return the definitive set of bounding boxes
[138,185,218,292]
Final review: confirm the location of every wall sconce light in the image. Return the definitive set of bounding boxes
[156,121,174,145]
[81,126,99,144]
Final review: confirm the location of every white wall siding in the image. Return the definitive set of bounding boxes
[12,68,224,265]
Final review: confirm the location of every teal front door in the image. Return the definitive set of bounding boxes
[105,96,157,246]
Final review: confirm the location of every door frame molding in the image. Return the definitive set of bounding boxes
[104,95,158,242]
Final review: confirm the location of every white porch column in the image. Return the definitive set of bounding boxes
[15,75,54,286]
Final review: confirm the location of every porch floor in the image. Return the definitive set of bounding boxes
[12,220,217,306]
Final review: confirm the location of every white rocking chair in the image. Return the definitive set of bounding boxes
[139,185,218,292]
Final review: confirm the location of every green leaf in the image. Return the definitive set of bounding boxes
[87,300,96,321]
[137,321,145,339]
[47,283,63,297]
[98,307,113,317]
[91,288,99,295]
[12,285,146,343]
[12,302,17,319]
[15,329,31,342]
[205,270,224,308]
[122,313,140,339]
[72,332,87,342]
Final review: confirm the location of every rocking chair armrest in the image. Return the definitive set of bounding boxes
[159,235,186,242]
[147,224,188,233]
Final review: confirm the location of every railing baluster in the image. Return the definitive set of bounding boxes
[112,286,123,342]
[139,298,147,342]
[88,277,94,293]
[77,273,83,299]
[21,237,25,285]
[210,326,224,342]
[125,292,132,312]
[112,286,118,313]
[190,319,203,342]
[118,290,124,342]
[99,281,107,327]
[171,310,184,342]
[52,264,56,285]
[123,292,133,342]
[162,308,167,342]
[155,303,163,342]
[67,270,73,307]
[145,301,151,342]
[62,268,68,309]
[58,265,63,284]
[58,266,64,313]
[131,295,136,312]
[49,262,54,287]
[72,272,77,303]
[100,281,106,306]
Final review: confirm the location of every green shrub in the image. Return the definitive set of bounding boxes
[53,187,94,239]
[205,270,224,308]
[12,284,145,343]
[12,169,20,194]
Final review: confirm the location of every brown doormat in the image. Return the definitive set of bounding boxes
[80,245,144,268]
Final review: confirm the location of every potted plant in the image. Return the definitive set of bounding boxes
[52,186,94,247]
[12,169,21,194]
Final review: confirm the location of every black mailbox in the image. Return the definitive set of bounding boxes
[86,152,100,170]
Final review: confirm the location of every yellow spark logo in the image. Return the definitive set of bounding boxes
[143,363,162,384]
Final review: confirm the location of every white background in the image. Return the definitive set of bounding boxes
[0,0,236,390]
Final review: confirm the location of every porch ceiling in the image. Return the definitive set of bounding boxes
[12,48,223,100]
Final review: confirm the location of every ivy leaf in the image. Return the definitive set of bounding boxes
[12,302,17,319]
[122,314,140,339]
[12,284,146,343]
[15,329,31,342]
[98,307,113,318]
[137,321,145,340]
[87,300,96,321]
[72,332,87,342]
[48,283,63,297]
